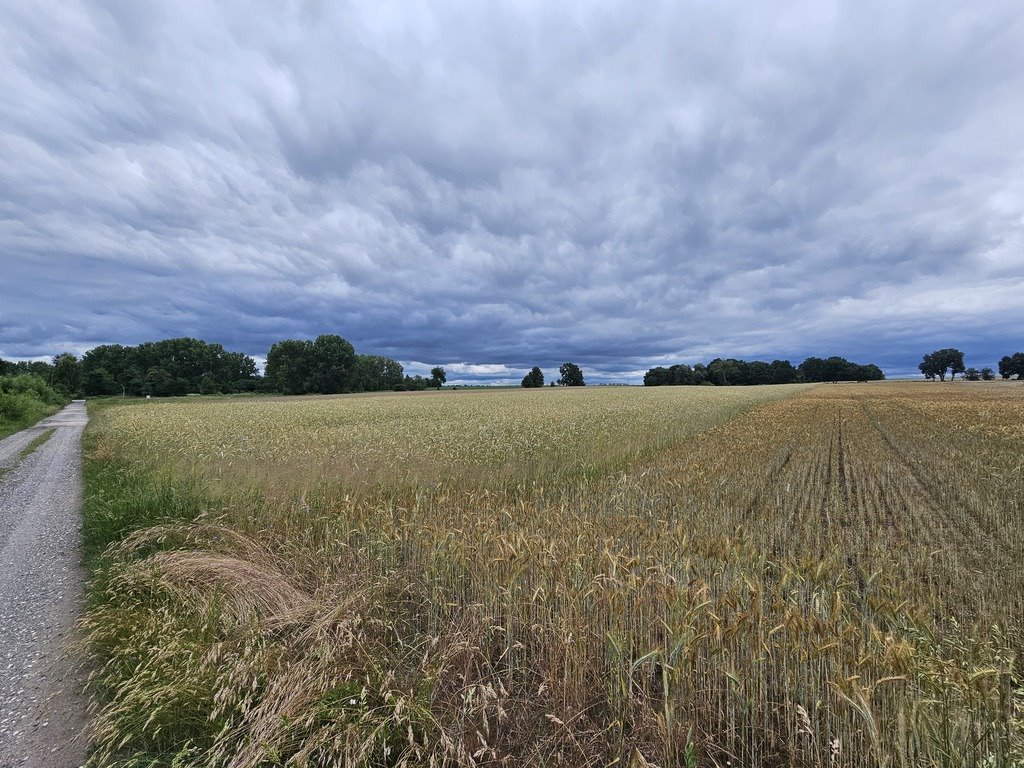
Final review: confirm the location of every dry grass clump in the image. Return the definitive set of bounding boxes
[81,383,1023,767]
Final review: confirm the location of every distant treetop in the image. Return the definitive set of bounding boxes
[643,356,883,386]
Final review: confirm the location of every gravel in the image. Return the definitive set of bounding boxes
[0,402,88,768]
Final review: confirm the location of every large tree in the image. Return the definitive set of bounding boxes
[50,353,82,396]
[999,352,1024,380]
[557,362,585,387]
[919,348,965,381]
[354,355,405,391]
[266,339,314,395]
[81,344,139,395]
[309,334,357,394]
[521,366,544,388]
[430,366,446,387]
[83,367,118,396]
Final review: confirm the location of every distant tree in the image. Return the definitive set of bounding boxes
[213,348,259,391]
[964,367,981,381]
[521,366,544,388]
[354,355,405,391]
[0,357,14,376]
[144,367,174,397]
[980,367,995,381]
[430,366,446,387]
[266,339,314,395]
[998,353,1024,380]
[920,348,965,381]
[797,356,884,383]
[643,366,669,386]
[948,350,966,380]
[309,334,357,394]
[81,344,138,395]
[400,375,432,391]
[83,367,118,397]
[50,353,82,396]
[855,364,886,382]
[199,373,221,395]
[15,360,54,380]
[768,359,801,384]
[707,358,739,385]
[647,356,880,387]
[79,339,258,397]
[557,362,585,387]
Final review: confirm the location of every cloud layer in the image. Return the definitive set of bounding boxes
[2,1,1022,382]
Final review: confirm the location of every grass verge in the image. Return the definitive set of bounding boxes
[19,427,56,458]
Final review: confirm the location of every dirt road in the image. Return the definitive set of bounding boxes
[0,402,88,768]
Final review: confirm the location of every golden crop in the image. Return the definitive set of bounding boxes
[83,382,1024,767]
[101,384,807,488]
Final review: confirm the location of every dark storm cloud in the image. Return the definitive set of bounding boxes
[2,1,1022,382]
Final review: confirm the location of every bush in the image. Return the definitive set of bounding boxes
[0,374,66,437]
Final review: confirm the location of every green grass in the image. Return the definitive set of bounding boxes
[82,415,212,569]
[19,427,56,459]
[0,426,58,482]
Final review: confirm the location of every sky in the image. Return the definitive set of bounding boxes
[1,1,1022,385]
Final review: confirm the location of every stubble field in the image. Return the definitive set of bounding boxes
[81,382,1023,767]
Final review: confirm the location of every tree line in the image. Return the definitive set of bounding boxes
[0,336,446,398]
[918,347,1024,381]
[521,363,585,387]
[264,335,445,395]
[3,341,1021,400]
[643,356,885,386]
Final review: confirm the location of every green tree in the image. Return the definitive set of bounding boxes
[80,339,258,396]
[266,339,314,395]
[354,355,405,391]
[643,367,670,386]
[980,367,995,381]
[81,344,137,395]
[430,366,446,387]
[920,348,965,381]
[964,367,981,381]
[144,367,174,397]
[83,367,119,396]
[557,362,585,387]
[521,366,544,388]
[309,335,357,394]
[998,353,1024,380]
[199,373,221,395]
[707,358,738,385]
[50,353,82,396]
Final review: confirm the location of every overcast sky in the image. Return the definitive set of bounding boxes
[1,1,1022,384]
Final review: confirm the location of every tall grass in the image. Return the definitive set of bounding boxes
[81,384,1023,766]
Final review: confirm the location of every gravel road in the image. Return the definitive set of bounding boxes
[0,402,88,768]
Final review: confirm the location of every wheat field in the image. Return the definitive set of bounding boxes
[81,382,1023,767]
